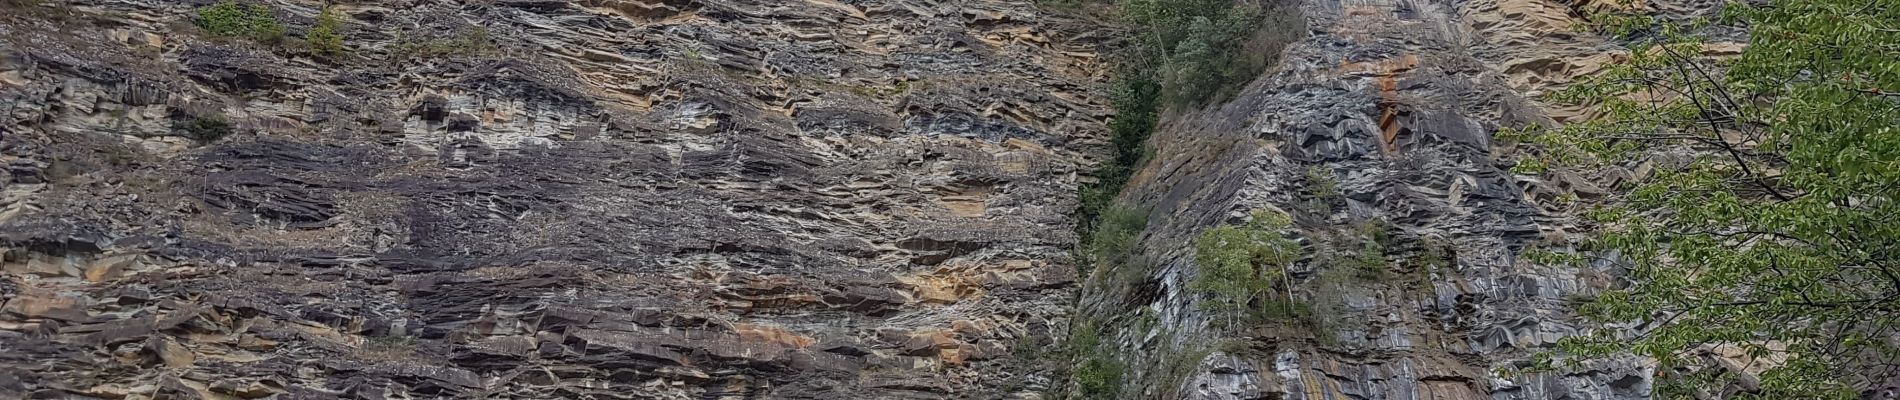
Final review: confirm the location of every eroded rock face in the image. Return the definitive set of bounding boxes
[1081,0,1724,399]
[0,0,1110,398]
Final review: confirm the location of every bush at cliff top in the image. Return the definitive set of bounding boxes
[1118,0,1271,105]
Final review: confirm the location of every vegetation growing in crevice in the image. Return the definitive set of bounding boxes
[174,114,234,143]
[1192,213,1416,348]
[1073,74,1160,252]
[1295,166,1340,222]
[1059,0,1308,398]
[1053,205,1146,398]
[1073,0,1304,253]
[1331,219,1392,281]
[1080,205,1148,277]
[390,26,497,60]
[1156,342,1214,394]
[1405,235,1452,287]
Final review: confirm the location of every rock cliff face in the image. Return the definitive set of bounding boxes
[0,0,1734,398]
[1,0,1114,398]
[1077,0,1721,399]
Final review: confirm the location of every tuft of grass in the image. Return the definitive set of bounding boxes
[391,26,496,60]
[358,334,417,360]
[1013,333,1045,361]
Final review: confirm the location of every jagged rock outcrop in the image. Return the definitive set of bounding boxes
[1076,0,1728,399]
[0,0,1113,398]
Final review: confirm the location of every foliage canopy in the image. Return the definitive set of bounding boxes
[1118,0,1266,105]
[1517,0,1900,397]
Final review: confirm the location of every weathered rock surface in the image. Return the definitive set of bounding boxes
[1,0,1112,398]
[1075,0,1725,399]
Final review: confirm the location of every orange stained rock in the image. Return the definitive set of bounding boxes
[904,329,979,365]
[904,265,993,304]
[1337,54,1421,155]
[1378,74,1401,155]
[948,319,996,337]
[938,343,982,365]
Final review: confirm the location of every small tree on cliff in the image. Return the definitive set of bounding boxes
[1517,1,1900,398]
[1192,210,1300,328]
[307,6,346,56]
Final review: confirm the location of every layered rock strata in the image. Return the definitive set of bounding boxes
[0,0,1113,398]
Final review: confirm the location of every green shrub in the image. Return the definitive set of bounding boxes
[1082,205,1147,275]
[1157,344,1213,393]
[1298,166,1341,219]
[1060,320,1125,398]
[1305,166,1338,200]
[174,115,234,143]
[1074,356,1124,398]
[1415,235,1452,271]
[196,1,284,44]
[1343,220,1391,281]
[1251,297,1316,323]
[1405,235,1452,289]
[307,6,346,56]
[1012,333,1044,361]
[1343,236,1387,281]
